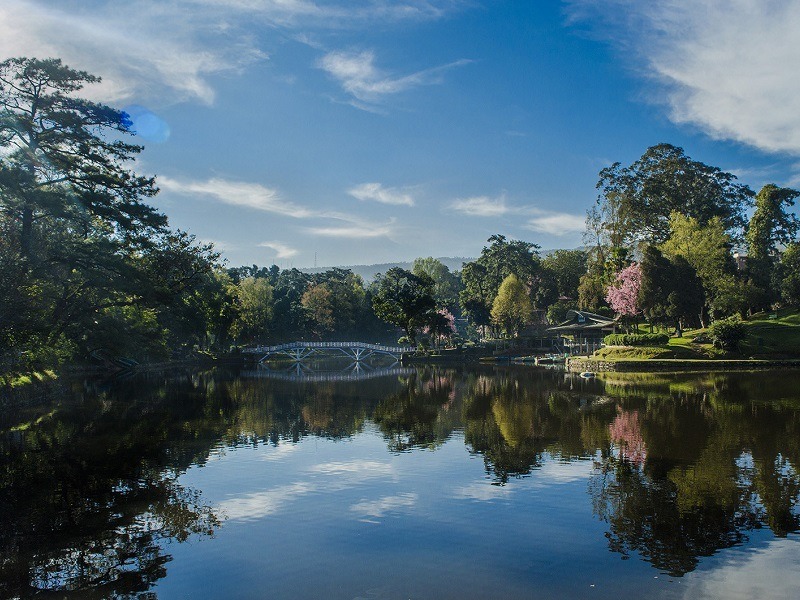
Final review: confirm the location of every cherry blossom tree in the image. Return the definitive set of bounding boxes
[605,263,642,318]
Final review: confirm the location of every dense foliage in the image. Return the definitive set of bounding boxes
[708,316,747,351]
[3,56,800,374]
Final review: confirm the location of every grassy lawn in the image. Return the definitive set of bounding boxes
[739,307,800,357]
[590,307,800,361]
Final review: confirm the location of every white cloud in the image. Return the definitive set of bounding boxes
[305,217,397,238]
[449,195,510,217]
[318,49,470,106]
[525,212,586,236]
[348,182,415,206]
[449,195,584,235]
[259,241,299,259]
[159,176,315,217]
[187,0,460,27]
[350,492,418,520]
[308,460,394,477]
[259,442,301,461]
[566,0,800,155]
[681,538,800,599]
[453,481,513,502]
[219,482,313,521]
[0,0,265,105]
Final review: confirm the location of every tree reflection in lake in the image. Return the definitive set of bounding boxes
[2,366,799,596]
[0,374,222,598]
[588,372,800,575]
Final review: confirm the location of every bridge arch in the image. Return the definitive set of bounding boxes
[243,341,409,364]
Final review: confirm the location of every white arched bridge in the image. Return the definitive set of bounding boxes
[244,341,410,364]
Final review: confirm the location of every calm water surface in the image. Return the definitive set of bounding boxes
[2,366,800,599]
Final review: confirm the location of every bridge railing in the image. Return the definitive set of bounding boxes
[244,341,410,355]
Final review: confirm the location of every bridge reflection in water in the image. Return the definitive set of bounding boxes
[241,365,414,383]
[242,341,412,382]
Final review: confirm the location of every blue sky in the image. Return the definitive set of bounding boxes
[3,0,800,267]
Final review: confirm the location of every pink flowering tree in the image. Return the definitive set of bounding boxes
[605,263,642,329]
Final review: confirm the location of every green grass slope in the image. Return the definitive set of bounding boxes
[591,307,800,361]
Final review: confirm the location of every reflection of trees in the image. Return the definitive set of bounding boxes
[462,370,601,483]
[4,366,800,592]
[590,457,756,576]
[589,372,800,575]
[0,377,222,598]
[373,368,460,451]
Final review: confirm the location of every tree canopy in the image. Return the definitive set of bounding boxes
[594,143,753,247]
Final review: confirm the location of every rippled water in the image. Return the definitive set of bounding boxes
[2,366,800,599]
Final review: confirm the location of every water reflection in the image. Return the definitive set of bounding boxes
[1,367,799,596]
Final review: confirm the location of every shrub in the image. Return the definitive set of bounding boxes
[603,333,670,346]
[708,316,746,351]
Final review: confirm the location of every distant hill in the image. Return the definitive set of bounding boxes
[301,257,473,282]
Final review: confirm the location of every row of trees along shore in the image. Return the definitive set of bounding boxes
[3,57,800,376]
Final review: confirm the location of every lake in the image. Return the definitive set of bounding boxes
[2,365,799,599]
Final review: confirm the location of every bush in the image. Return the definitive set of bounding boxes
[603,333,670,346]
[708,316,746,351]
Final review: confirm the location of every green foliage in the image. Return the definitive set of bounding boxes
[412,257,463,312]
[542,249,588,298]
[491,274,532,337]
[232,277,273,343]
[780,243,800,306]
[0,57,221,372]
[709,316,747,351]
[603,333,670,346]
[460,235,542,331]
[594,143,752,247]
[372,267,435,341]
[547,299,577,325]
[744,184,799,310]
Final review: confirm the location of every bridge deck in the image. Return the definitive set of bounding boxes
[244,341,410,364]
[244,341,407,354]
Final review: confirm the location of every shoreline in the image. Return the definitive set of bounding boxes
[566,357,800,373]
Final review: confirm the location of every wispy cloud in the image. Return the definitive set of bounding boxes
[259,241,299,259]
[566,0,800,155]
[350,492,417,520]
[219,482,313,521]
[319,49,470,107]
[449,195,510,217]
[348,182,415,206]
[524,212,585,236]
[305,216,397,238]
[159,176,315,218]
[0,0,265,105]
[449,193,585,236]
[187,0,462,27]
[453,482,513,502]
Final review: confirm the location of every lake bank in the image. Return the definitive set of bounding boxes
[567,356,800,373]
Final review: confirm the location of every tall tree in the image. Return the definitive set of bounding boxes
[780,243,800,306]
[745,184,800,310]
[638,246,672,330]
[660,212,738,323]
[460,235,542,332]
[541,249,588,299]
[491,274,532,337]
[594,143,753,248]
[412,257,462,312]
[372,268,435,342]
[231,277,273,343]
[0,57,164,259]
